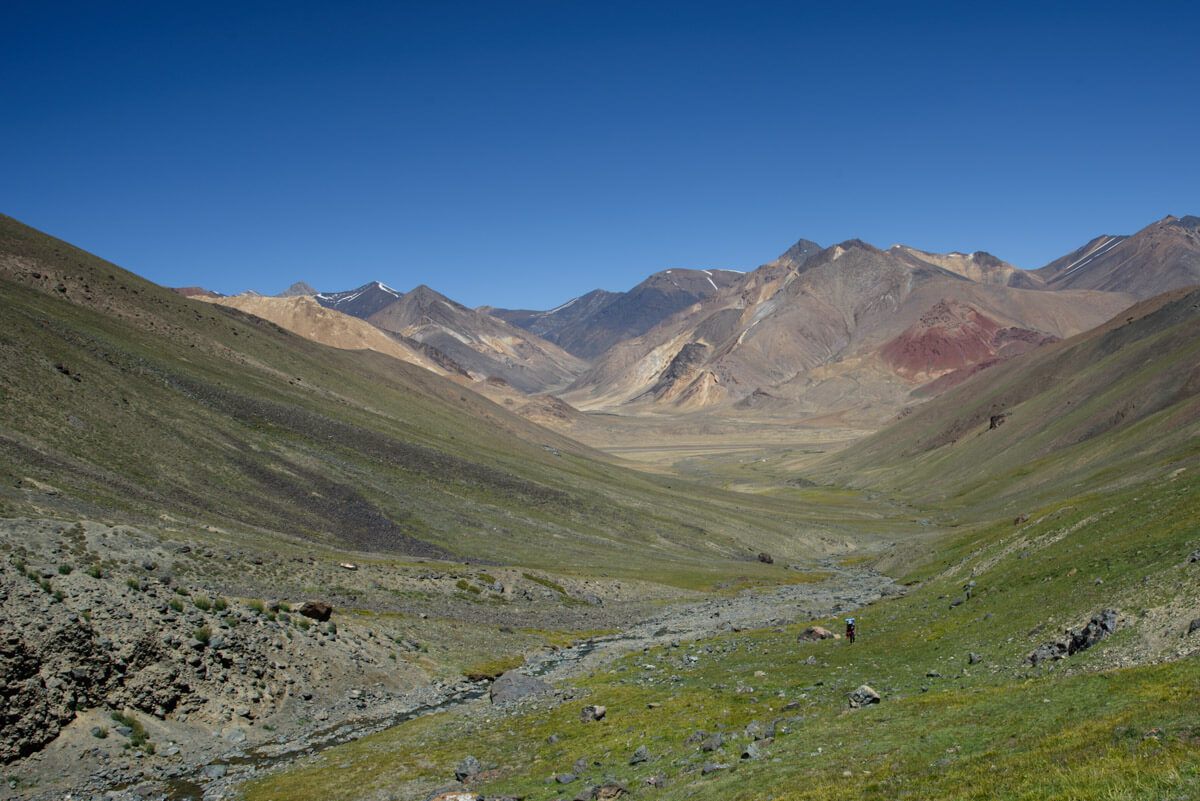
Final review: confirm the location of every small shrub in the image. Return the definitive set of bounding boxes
[39,578,52,593]
[277,601,291,613]
[169,599,184,613]
[110,712,150,750]
[174,586,190,596]
[52,589,65,603]
[248,598,266,614]
[213,597,228,611]
[126,578,141,592]
[193,626,211,644]
[192,595,212,612]
[57,563,72,575]
[86,564,102,579]
[93,727,108,739]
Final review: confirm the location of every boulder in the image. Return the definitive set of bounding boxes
[596,784,627,799]
[847,685,881,708]
[757,552,774,564]
[580,704,606,722]
[298,601,332,622]
[1188,618,1200,636]
[700,732,724,752]
[426,791,481,801]
[741,741,762,760]
[798,626,837,641]
[629,745,650,765]
[489,671,550,705]
[454,755,482,782]
[1028,641,1068,666]
[1189,549,1200,563]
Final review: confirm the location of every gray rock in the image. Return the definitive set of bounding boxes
[454,755,481,781]
[700,732,724,752]
[1030,609,1119,664]
[580,704,606,722]
[701,762,729,775]
[847,685,880,708]
[202,764,227,780]
[556,773,577,784]
[490,671,551,705]
[1189,549,1200,563]
[968,652,982,665]
[1188,618,1200,636]
[741,741,762,760]
[629,745,649,765]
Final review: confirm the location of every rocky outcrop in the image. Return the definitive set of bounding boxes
[1029,610,1119,666]
[488,671,550,705]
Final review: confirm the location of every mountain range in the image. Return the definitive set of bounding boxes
[182,213,1200,427]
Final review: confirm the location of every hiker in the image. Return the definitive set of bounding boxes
[845,617,856,643]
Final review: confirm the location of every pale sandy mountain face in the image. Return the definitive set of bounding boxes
[889,246,1043,288]
[366,285,587,393]
[1035,215,1200,297]
[489,267,744,359]
[197,294,453,376]
[563,239,1134,422]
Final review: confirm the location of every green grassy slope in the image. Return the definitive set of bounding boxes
[817,287,1200,514]
[0,214,903,584]
[244,451,1200,801]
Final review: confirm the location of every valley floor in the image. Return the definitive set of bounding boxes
[234,468,1200,801]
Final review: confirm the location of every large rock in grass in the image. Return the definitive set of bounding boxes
[580,704,606,722]
[489,671,550,705]
[798,626,838,641]
[453,755,481,781]
[426,791,481,801]
[847,685,881,708]
[298,601,332,622]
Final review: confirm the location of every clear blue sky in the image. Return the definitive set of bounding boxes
[3,1,1197,308]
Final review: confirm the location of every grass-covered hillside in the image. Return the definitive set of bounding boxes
[0,214,910,586]
[244,450,1200,801]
